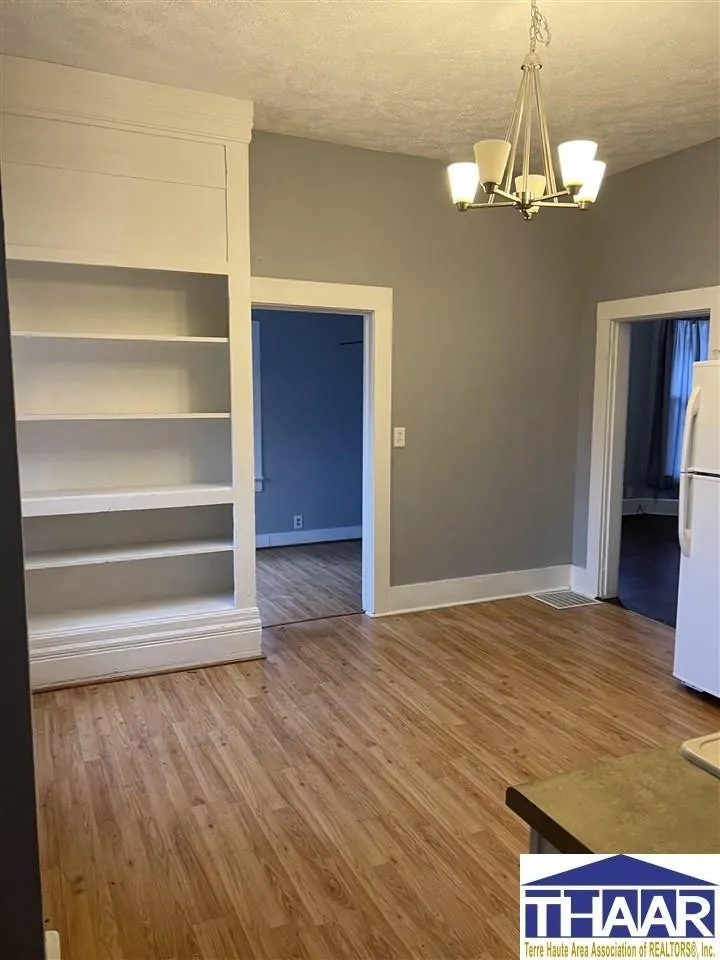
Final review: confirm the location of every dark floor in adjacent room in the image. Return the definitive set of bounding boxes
[616,514,680,627]
[256,539,362,627]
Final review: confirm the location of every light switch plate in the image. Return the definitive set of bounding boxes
[393,426,406,448]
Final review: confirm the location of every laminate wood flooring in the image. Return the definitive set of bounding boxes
[256,540,362,627]
[33,598,720,960]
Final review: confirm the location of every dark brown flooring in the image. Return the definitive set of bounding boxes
[33,598,719,959]
[256,540,362,627]
[616,514,680,627]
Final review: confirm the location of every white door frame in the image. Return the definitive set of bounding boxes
[250,277,393,616]
[584,285,720,599]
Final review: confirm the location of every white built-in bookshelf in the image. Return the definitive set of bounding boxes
[1,56,258,687]
[8,260,241,645]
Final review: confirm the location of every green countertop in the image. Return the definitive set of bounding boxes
[506,746,720,854]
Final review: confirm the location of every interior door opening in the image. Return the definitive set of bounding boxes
[251,307,365,628]
[608,314,710,626]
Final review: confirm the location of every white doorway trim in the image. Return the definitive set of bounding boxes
[584,285,720,599]
[250,277,392,616]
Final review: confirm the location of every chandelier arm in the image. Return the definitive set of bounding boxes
[521,70,533,192]
[466,201,517,209]
[535,200,578,208]
[533,68,558,196]
[492,186,518,203]
[535,188,572,204]
[532,71,556,196]
[503,69,528,194]
[504,72,526,143]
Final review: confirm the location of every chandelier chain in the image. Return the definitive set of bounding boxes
[529,0,552,52]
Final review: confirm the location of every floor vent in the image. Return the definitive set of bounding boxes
[530,590,600,610]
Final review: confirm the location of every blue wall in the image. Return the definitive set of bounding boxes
[254,309,363,537]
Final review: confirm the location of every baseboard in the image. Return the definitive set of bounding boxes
[570,564,597,599]
[623,497,679,516]
[256,525,362,548]
[29,606,263,690]
[374,564,572,616]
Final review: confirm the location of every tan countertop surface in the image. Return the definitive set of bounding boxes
[506,746,720,854]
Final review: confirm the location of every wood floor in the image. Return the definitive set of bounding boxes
[255,540,362,627]
[33,598,719,960]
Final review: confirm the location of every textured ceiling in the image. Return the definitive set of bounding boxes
[1,0,718,173]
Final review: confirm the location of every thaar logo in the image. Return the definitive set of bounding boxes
[522,855,717,939]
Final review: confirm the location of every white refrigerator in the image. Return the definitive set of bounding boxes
[673,359,720,697]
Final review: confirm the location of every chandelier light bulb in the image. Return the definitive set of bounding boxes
[575,160,607,204]
[473,140,512,190]
[558,140,598,189]
[514,174,547,200]
[447,163,480,205]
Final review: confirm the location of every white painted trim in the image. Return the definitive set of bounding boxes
[226,143,256,612]
[251,318,263,488]
[374,565,571,617]
[22,483,234,517]
[45,931,61,960]
[570,565,597,598]
[585,285,720,598]
[5,243,229,276]
[250,277,392,616]
[29,606,262,690]
[623,498,679,516]
[256,526,362,548]
[0,55,253,145]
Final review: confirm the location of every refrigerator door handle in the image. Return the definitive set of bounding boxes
[678,472,693,557]
[680,386,701,475]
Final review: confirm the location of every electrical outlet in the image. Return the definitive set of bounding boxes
[393,426,406,448]
[293,514,304,530]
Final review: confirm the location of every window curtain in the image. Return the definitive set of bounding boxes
[646,316,710,491]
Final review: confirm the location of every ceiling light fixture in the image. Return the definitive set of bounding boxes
[447,0,606,221]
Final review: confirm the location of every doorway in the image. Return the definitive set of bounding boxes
[584,285,719,603]
[252,307,364,626]
[616,316,710,625]
[249,277,392,621]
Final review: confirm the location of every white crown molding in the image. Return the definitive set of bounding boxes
[29,606,262,689]
[373,564,572,616]
[0,55,254,145]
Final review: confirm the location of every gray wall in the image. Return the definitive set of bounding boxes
[250,132,586,585]
[253,308,363,536]
[572,138,720,564]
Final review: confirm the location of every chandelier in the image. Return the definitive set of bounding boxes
[447,0,606,220]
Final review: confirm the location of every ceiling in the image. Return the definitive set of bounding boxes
[1,0,718,174]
